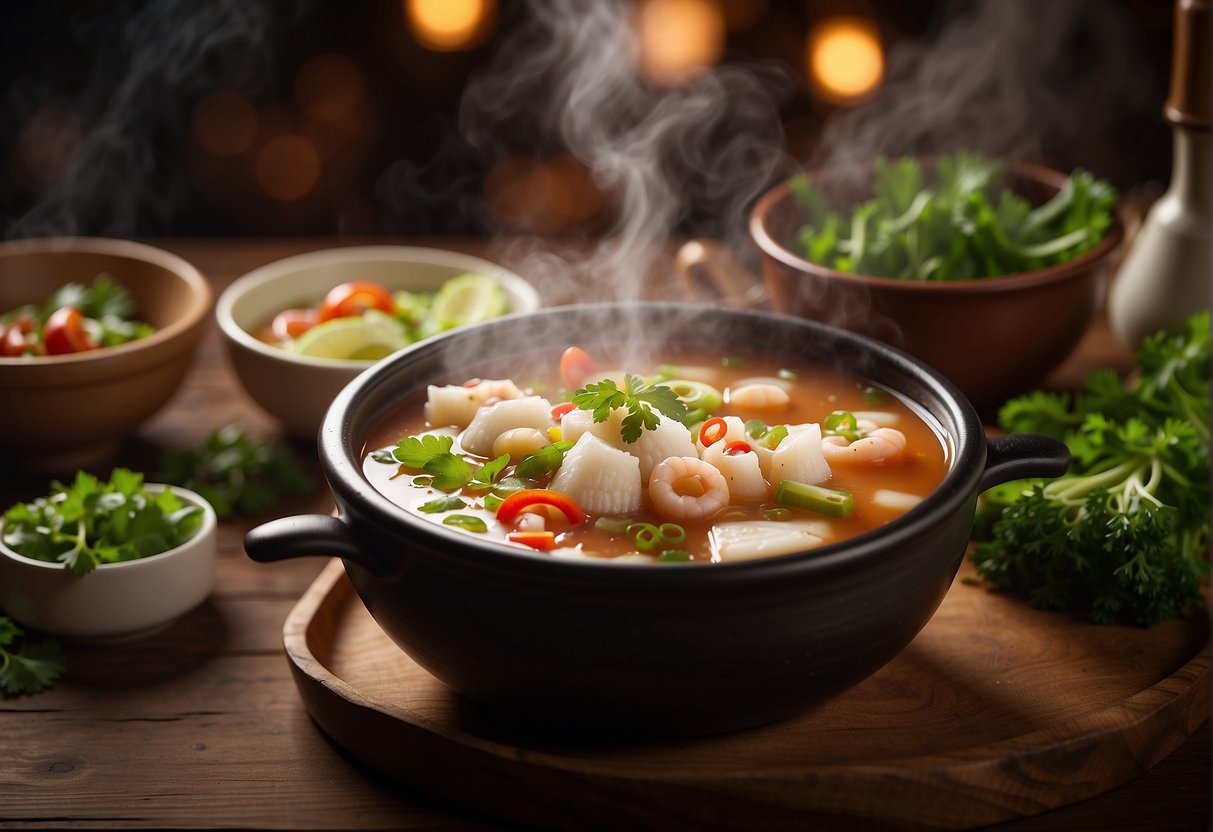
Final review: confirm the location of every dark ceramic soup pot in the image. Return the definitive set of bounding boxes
[245,303,1068,738]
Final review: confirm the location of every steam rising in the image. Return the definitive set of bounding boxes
[5,0,306,238]
[455,0,794,304]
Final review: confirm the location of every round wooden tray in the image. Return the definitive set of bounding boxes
[283,558,1208,830]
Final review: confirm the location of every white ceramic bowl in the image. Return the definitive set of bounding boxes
[0,484,218,643]
[216,246,541,437]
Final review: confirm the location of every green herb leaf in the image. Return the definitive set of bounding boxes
[468,454,510,490]
[0,623,65,696]
[570,375,689,444]
[392,434,456,469]
[424,453,472,491]
[443,514,487,533]
[417,496,468,514]
[157,426,314,520]
[516,441,574,479]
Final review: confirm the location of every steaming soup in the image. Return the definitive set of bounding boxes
[362,346,950,563]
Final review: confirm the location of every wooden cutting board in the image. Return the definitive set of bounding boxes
[283,558,1208,831]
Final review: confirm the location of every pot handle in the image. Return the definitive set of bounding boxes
[244,514,392,576]
[674,239,768,308]
[980,434,1071,492]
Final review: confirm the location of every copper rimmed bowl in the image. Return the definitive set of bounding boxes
[244,303,1069,738]
[750,161,1123,409]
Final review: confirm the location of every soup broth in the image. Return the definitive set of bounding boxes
[362,347,951,563]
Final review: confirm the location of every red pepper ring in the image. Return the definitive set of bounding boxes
[699,417,728,447]
[723,440,752,456]
[495,489,585,526]
[550,401,577,421]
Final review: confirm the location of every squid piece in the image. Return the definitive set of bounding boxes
[425,379,525,428]
[769,424,832,488]
[709,520,833,562]
[548,433,642,514]
[460,396,553,457]
[701,439,768,502]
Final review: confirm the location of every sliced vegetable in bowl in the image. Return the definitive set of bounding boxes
[0,274,155,357]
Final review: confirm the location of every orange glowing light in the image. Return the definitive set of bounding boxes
[405,0,495,52]
[192,91,258,158]
[636,0,725,87]
[808,18,883,104]
[255,134,321,201]
[296,53,365,122]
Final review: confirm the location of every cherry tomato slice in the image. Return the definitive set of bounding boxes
[43,307,96,354]
[495,489,585,526]
[271,308,318,342]
[316,280,396,322]
[559,346,595,390]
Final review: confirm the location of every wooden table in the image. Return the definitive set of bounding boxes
[0,238,1207,830]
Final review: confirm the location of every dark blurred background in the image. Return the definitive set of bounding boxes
[0,0,1177,240]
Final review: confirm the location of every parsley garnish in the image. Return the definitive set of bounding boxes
[570,374,688,443]
[2,469,203,576]
[468,454,510,490]
[157,426,314,519]
[0,617,65,696]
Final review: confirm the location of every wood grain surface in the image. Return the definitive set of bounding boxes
[284,558,1207,831]
[0,238,1207,831]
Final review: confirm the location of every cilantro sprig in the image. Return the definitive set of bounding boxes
[157,426,315,519]
[377,433,510,492]
[0,617,65,696]
[2,469,203,577]
[570,374,689,443]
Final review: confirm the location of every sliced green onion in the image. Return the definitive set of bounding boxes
[777,368,798,381]
[682,407,709,427]
[665,379,724,414]
[595,515,632,534]
[656,550,693,563]
[763,507,792,521]
[653,363,680,381]
[774,480,854,518]
[628,522,661,551]
[823,410,862,441]
[658,523,686,545]
[763,425,789,449]
[721,356,747,368]
[443,514,488,532]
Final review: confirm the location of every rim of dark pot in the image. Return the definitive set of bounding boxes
[317,302,987,587]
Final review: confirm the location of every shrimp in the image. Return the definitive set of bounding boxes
[821,427,907,464]
[648,456,730,521]
[728,383,790,410]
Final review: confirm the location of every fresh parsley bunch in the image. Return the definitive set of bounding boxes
[0,617,64,696]
[157,426,315,520]
[791,153,1117,281]
[2,469,203,576]
[972,312,1210,626]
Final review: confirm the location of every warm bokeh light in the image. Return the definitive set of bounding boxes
[405,0,495,52]
[255,134,321,201]
[483,154,606,233]
[635,0,726,87]
[192,90,259,158]
[807,17,884,104]
[296,53,365,122]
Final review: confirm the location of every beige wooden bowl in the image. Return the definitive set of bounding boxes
[0,238,211,473]
[216,245,540,438]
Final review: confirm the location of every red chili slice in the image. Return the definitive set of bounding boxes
[550,401,577,421]
[699,417,727,447]
[723,440,752,456]
[495,489,585,526]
